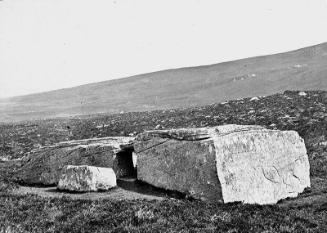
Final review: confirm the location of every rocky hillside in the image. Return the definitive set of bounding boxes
[1,90,327,180]
[1,42,327,122]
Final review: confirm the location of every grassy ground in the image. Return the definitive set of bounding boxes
[1,90,327,232]
[1,190,327,233]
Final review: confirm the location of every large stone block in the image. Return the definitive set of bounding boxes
[134,125,310,204]
[16,137,134,185]
[57,165,116,192]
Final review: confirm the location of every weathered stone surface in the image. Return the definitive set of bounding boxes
[212,125,311,204]
[135,128,222,201]
[57,165,116,192]
[134,125,310,204]
[16,137,134,185]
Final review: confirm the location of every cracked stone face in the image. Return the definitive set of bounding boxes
[134,124,310,204]
[212,128,310,204]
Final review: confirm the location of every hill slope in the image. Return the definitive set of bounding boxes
[1,42,327,122]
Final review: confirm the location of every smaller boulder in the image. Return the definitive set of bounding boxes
[57,165,116,192]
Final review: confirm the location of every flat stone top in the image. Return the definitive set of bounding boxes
[61,165,116,177]
[64,165,108,170]
[136,124,267,141]
[55,136,134,148]
[31,136,134,153]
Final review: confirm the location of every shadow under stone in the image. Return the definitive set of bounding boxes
[117,177,188,200]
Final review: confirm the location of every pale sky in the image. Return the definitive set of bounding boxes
[1,0,327,98]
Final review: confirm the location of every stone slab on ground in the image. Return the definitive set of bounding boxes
[15,137,134,185]
[134,124,311,204]
[57,165,116,192]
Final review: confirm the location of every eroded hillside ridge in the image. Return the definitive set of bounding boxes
[0,42,327,122]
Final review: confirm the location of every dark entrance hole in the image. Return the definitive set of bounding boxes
[114,147,136,178]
